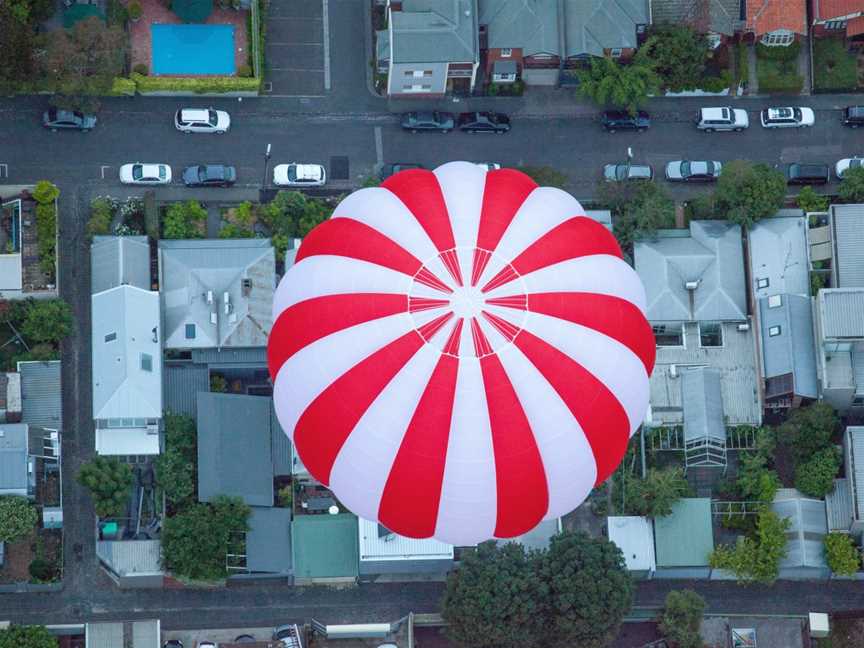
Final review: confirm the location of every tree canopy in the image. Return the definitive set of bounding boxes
[794,447,841,498]
[0,496,38,542]
[625,467,691,518]
[839,166,864,203]
[714,161,787,228]
[172,0,213,23]
[710,509,789,584]
[598,180,675,254]
[659,589,706,648]
[777,402,838,463]
[21,299,73,345]
[77,456,134,518]
[577,58,660,115]
[636,25,709,92]
[155,414,198,512]
[0,626,58,648]
[163,200,207,239]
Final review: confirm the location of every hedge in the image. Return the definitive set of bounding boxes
[109,77,137,96]
[130,73,261,94]
[756,40,801,62]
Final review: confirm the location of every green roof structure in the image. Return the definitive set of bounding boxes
[171,0,213,23]
[654,498,714,567]
[291,514,359,580]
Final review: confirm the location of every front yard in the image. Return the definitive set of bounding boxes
[756,42,804,94]
[813,37,859,92]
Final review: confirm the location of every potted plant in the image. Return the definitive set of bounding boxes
[128,0,142,21]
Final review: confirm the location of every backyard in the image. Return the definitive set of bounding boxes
[812,37,859,92]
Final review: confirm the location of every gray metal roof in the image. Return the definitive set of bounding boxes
[748,216,810,299]
[246,506,292,573]
[270,401,292,477]
[825,478,853,532]
[391,0,479,63]
[197,392,274,507]
[163,363,209,417]
[191,347,268,366]
[479,0,561,56]
[91,236,151,295]
[848,426,864,523]
[86,620,159,648]
[650,0,743,35]
[0,423,28,492]
[17,360,61,430]
[86,623,123,648]
[818,289,864,339]
[96,540,162,575]
[758,294,818,398]
[635,221,747,322]
[681,367,725,443]
[132,621,160,648]
[158,239,275,350]
[831,204,864,288]
[376,29,389,62]
[564,0,649,58]
[771,494,828,569]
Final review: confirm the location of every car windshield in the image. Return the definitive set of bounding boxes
[208,110,218,126]
[158,166,166,179]
[793,108,802,121]
[615,165,628,181]
[680,162,691,176]
[47,108,58,121]
[287,166,298,182]
[132,165,143,180]
[197,167,208,181]
[852,159,863,169]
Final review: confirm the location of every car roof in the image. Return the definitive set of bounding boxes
[792,163,827,173]
[291,164,323,179]
[630,165,652,178]
[180,108,210,121]
[701,107,730,119]
[766,107,795,119]
[139,163,162,174]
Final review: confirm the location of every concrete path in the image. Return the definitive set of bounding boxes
[748,43,760,95]
[206,203,221,238]
[799,36,813,95]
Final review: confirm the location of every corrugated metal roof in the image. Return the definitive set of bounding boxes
[682,367,725,443]
[291,514,359,579]
[818,289,864,339]
[748,216,810,298]
[86,623,123,648]
[825,478,853,532]
[163,363,209,417]
[479,0,561,55]
[832,204,864,288]
[847,426,864,522]
[854,349,864,397]
[197,392,274,507]
[246,506,292,573]
[17,361,61,430]
[0,423,28,492]
[91,236,151,295]
[96,540,162,575]
[132,621,160,648]
[607,516,655,572]
[270,401,292,476]
[771,493,828,569]
[654,498,714,567]
[758,295,818,398]
[191,347,267,365]
[358,516,453,562]
[391,0,478,64]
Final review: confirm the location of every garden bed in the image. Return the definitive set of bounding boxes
[813,37,858,92]
[756,42,803,94]
[0,528,62,584]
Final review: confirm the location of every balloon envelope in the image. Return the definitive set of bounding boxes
[269,162,654,545]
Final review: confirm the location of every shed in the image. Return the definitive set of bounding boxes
[0,423,31,498]
[291,514,359,583]
[607,516,655,576]
[771,490,829,577]
[358,517,453,577]
[96,540,163,588]
[17,360,62,430]
[654,498,714,575]
[504,517,561,552]
[86,621,160,648]
[246,506,292,574]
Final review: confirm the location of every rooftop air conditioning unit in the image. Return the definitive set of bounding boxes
[737,323,750,332]
[685,280,700,290]
[768,294,782,308]
[207,290,214,304]
[669,364,678,378]
[210,312,218,325]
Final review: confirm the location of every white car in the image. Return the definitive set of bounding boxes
[760,107,815,128]
[696,106,749,132]
[835,156,864,179]
[119,163,172,185]
[273,163,326,187]
[174,108,231,134]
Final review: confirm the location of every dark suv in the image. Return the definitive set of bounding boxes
[843,106,864,128]
[457,112,511,133]
[601,110,650,132]
[400,111,455,133]
[776,163,830,185]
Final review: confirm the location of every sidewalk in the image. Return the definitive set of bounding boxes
[747,43,760,95]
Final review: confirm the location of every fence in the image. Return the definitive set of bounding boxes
[250,0,263,80]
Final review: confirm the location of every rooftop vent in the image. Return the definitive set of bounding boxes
[768,294,782,308]
[242,278,252,295]
[685,280,700,291]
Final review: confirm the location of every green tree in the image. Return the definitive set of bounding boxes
[162,200,207,239]
[626,467,690,517]
[824,532,861,576]
[839,166,864,203]
[709,510,789,584]
[777,402,838,462]
[0,625,58,648]
[796,186,829,213]
[21,299,73,344]
[297,198,330,237]
[77,456,134,518]
[0,4,38,90]
[515,166,569,189]
[161,496,250,580]
[32,180,59,205]
[714,160,786,228]
[658,589,706,648]
[0,495,38,542]
[87,197,115,237]
[736,451,781,503]
[599,180,675,253]
[155,414,198,511]
[636,25,709,92]
[577,57,660,114]
[794,447,841,497]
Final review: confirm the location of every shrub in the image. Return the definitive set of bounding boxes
[155,414,198,511]
[0,496,38,542]
[35,202,57,277]
[839,167,864,203]
[128,0,142,20]
[796,186,829,213]
[131,73,261,94]
[109,76,137,96]
[32,180,60,205]
[516,166,568,189]
[624,467,690,518]
[736,451,781,503]
[22,299,73,344]
[709,510,789,584]
[659,590,705,648]
[756,40,801,62]
[87,197,115,238]
[162,200,206,239]
[794,447,841,497]
[237,64,253,78]
[210,374,228,393]
[0,625,59,648]
[77,456,134,518]
[778,402,839,462]
[699,71,731,93]
[28,558,57,582]
[824,533,861,576]
[133,63,148,76]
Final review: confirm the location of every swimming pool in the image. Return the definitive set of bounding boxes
[151,24,235,76]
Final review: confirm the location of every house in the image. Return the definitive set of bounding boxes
[650,0,744,45]
[748,215,818,410]
[563,0,650,61]
[829,204,864,289]
[814,288,864,411]
[292,514,360,584]
[744,0,808,46]
[0,187,58,300]
[654,498,715,578]
[812,0,864,41]
[85,621,160,648]
[842,426,864,539]
[379,0,480,97]
[0,423,35,498]
[95,540,163,588]
[158,239,275,350]
[91,235,151,294]
[607,516,656,578]
[358,517,454,580]
[771,489,830,579]
[18,360,61,431]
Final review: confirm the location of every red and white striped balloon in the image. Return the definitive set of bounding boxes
[268,162,655,545]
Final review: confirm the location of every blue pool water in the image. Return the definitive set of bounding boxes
[151,24,235,75]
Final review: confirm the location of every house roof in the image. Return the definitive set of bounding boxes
[817,288,864,339]
[650,0,743,36]
[758,294,818,398]
[91,235,150,295]
[607,516,656,572]
[246,506,293,573]
[682,367,725,443]
[85,623,123,648]
[17,360,61,430]
[96,540,162,576]
[478,0,561,56]
[635,221,747,322]
[0,423,28,493]
[91,285,162,421]
[814,0,864,21]
[86,621,160,648]
[847,426,864,522]
[746,0,807,35]
[825,478,853,531]
[748,216,810,298]
[771,491,828,569]
[291,514,359,579]
[564,0,649,58]
[197,392,274,507]
[163,362,209,417]
[831,204,864,288]
[359,517,453,562]
[654,498,714,567]
[158,239,275,350]
[391,0,479,64]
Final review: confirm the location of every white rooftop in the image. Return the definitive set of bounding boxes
[358,517,454,562]
[607,516,656,572]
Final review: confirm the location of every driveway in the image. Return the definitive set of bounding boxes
[265,0,326,96]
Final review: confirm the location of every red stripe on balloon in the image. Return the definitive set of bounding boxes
[470,318,493,357]
[383,170,463,286]
[511,328,631,485]
[442,318,464,356]
[408,297,450,313]
[481,311,520,342]
[378,353,459,538]
[481,217,622,292]
[268,293,408,381]
[487,292,656,375]
[417,312,455,343]
[472,169,537,286]
[478,349,549,537]
[293,330,425,486]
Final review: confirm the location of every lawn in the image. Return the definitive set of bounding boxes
[813,37,858,92]
[757,56,803,93]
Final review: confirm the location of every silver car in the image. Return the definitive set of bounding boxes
[603,163,653,182]
[664,160,722,182]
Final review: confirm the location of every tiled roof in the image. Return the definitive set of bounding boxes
[814,0,864,21]
[746,0,807,35]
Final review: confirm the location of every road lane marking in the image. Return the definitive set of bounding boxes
[375,127,383,166]
[100,166,112,179]
[322,0,331,91]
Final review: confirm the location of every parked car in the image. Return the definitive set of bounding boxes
[233,636,256,644]
[119,163,171,185]
[42,108,97,132]
[400,111,455,133]
[776,163,830,185]
[835,156,864,179]
[601,110,650,132]
[843,106,864,128]
[603,163,653,182]
[196,642,216,648]
[162,641,182,648]
[273,163,326,187]
[695,106,749,132]
[664,160,722,182]
[182,164,237,187]
[457,111,511,133]
[760,106,815,129]
[380,163,424,180]
[174,107,231,134]
[476,162,502,170]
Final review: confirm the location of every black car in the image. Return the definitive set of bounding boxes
[400,111,455,133]
[777,163,830,185]
[42,108,97,132]
[182,164,237,187]
[380,163,425,180]
[843,106,864,128]
[601,110,650,132]
[457,111,511,134]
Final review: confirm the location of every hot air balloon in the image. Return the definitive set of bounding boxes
[268,162,655,546]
